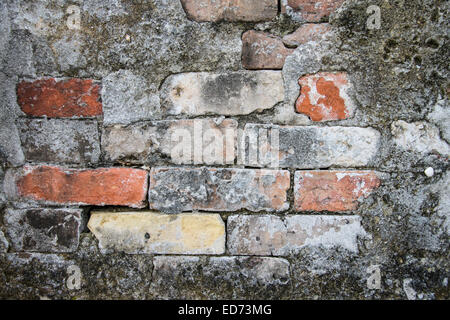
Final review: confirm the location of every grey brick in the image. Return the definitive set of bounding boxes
[17,118,100,165]
[4,208,84,253]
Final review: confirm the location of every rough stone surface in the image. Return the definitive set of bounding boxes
[102,118,238,165]
[227,215,368,256]
[294,171,381,212]
[427,96,450,143]
[149,167,290,213]
[2,30,36,77]
[0,167,5,207]
[282,23,332,47]
[0,230,8,253]
[242,124,380,168]
[180,0,278,22]
[0,234,154,299]
[391,120,449,157]
[0,120,24,167]
[160,71,284,116]
[242,30,294,70]
[17,118,100,165]
[10,166,148,208]
[0,1,11,67]
[4,0,245,81]
[295,72,356,121]
[0,253,74,299]
[0,72,25,167]
[4,208,84,253]
[101,70,161,125]
[88,211,225,255]
[17,78,102,118]
[431,171,450,236]
[150,256,291,299]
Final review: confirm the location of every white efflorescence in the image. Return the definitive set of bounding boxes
[391,120,450,156]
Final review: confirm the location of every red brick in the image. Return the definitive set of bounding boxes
[295,72,354,121]
[180,0,278,22]
[286,0,345,22]
[15,166,147,208]
[242,31,294,70]
[294,171,380,212]
[282,23,331,47]
[17,78,102,118]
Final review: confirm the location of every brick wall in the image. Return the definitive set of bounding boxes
[0,0,448,300]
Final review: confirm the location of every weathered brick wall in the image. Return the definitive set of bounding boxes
[0,0,448,299]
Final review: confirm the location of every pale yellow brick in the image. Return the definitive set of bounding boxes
[88,211,225,255]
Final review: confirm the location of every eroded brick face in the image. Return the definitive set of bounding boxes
[4,208,83,253]
[243,124,380,168]
[151,256,291,299]
[295,72,355,121]
[294,171,381,212]
[18,118,101,165]
[180,0,278,22]
[286,0,346,22]
[161,71,284,116]
[282,23,332,47]
[242,31,294,70]
[17,78,102,118]
[149,167,290,213]
[227,214,367,255]
[15,166,148,208]
[102,118,238,165]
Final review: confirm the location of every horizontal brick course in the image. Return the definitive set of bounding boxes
[4,208,84,253]
[151,256,291,299]
[285,0,346,22]
[180,0,278,22]
[149,167,290,213]
[11,166,148,208]
[18,118,100,165]
[294,171,381,212]
[282,23,332,47]
[296,72,355,121]
[88,211,225,255]
[242,30,294,70]
[102,118,238,165]
[17,78,102,118]
[242,124,380,168]
[160,71,284,116]
[227,214,367,255]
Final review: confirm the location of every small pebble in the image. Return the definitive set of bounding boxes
[424,167,434,177]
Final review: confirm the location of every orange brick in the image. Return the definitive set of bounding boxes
[242,31,294,70]
[294,171,380,212]
[295,72,354,121]
[17,78,102,118]
[15,166,147,208]
[282,23,332,47]
[287,0,345,22]
[180,0,278,22]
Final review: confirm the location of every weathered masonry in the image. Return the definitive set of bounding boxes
[0,0,448,300]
